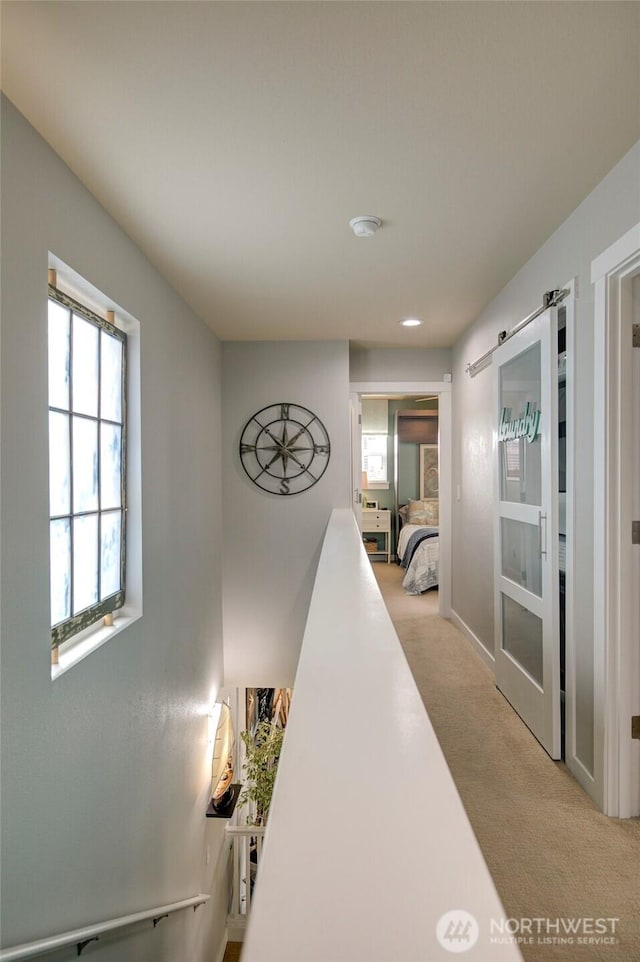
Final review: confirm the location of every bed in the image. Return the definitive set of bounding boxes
[397,499,439,595]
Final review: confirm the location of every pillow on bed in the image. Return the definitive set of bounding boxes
[398,504,409,525]
[423,499,439,525]
[407,498,428,524]
[407,498,439,526]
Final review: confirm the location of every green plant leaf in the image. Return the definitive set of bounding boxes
[238,721,284,825]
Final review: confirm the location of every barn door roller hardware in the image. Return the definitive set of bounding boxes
[466,289,569,378]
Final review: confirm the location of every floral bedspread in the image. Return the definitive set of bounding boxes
[402,537,439,595]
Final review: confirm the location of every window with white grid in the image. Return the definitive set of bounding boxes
[48,285,127,648]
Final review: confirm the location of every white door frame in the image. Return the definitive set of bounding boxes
[592,221,640,817]
[558,279,587,795]
[349,392,363,531]
[350,380,452,619]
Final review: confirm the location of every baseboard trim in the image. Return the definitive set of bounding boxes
[565,753,599,809]
[451,609,495,673]
[215,938,228,962]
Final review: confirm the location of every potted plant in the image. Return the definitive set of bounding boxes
[238,720,285,826]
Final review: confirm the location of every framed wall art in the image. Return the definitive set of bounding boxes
[419,444,439,500]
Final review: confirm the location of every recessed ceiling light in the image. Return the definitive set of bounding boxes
[400,318,423,327]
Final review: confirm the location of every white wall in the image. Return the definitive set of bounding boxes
[0,97,227,961]
[222,341,351,687]
[451,140,640,785]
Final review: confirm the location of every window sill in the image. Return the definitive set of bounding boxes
[51,607,141,680]
[365,482,390,490]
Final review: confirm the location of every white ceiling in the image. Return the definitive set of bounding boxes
[2,2,639,348]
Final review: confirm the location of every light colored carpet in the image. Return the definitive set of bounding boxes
[372,562,640,962]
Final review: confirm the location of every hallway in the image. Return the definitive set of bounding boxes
[373,563,640,962]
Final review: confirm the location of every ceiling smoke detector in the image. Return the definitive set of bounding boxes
[349,215,382,238]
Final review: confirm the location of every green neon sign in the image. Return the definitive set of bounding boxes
[498,402,540,444]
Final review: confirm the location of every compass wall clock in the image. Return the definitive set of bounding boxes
[239,402,331,496]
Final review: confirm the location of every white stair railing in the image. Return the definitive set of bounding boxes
[0,894,210,961]
[226,825,266,937]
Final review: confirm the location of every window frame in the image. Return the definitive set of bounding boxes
[48,283,128,649]
[362,432,389,485]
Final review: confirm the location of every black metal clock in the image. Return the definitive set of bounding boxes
[239,402,331,495]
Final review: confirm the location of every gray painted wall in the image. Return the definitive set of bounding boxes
[451,140,640,778]
[222,341,351,687]
[0,98,227,961]
[350,345,452,381]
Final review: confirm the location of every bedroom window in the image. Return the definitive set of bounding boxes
[48,282,127,649]
[362,433,388,484]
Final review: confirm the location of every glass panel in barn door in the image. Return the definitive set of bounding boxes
[494,308,560,759]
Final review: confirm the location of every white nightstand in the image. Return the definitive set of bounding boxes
[360,509,391,563]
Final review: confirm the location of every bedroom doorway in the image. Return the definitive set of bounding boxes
[349,379,452,619]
